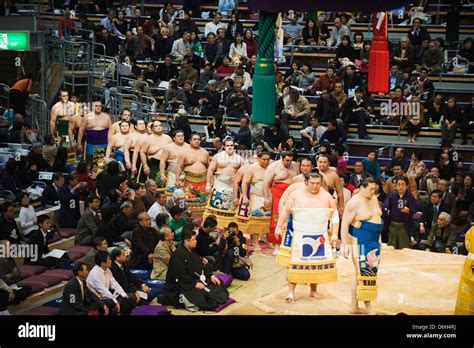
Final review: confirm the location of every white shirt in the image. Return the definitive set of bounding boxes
[300,125,327,141]
[230,71,252,91]
[204,21,227,37]
[148,202,170,224]
[86,265,127,303]
[19,206,37,236]
[229,42,247,61]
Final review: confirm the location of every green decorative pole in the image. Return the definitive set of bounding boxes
[252,11,277,125]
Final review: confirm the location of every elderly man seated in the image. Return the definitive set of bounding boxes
[421,212,458,253]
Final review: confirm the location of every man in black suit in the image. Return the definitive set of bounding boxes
[110,248,150,302]
[157,55,179,82]
[341,87,371,139]
[59,262,108,315]
[419,190,451,238]
[42,173,65,207]
[26,215,71,269]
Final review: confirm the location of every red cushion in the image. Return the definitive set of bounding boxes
[22,306,60,316]
[18,265,47,280]
[18,275,62,288]
[43,269,73,281]
[59,228,76,238]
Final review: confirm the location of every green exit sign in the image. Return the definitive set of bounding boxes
[0,31,29,51]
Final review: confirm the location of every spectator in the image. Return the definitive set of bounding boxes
[459,38,473,73]
[169,206,188,243]
[383,147,410,176]
[423,212,457,253]
[17,192,36,237]
[319,119,348,145]
[157,55,179,82]
[100,9,125,39]
[419,166,441,195]
[141,179,158,212]
[27,142,51,173]
[59,174,85,228]
[171,31,192,62]
[281,89,311,130]
[129,212,159,269]
[300,115,327,151]
[216,28,231,64]
[441,97,462,144]
[229,32,247,64]
[283,14,303,42]
[178,11,199,37]
[216,55,234,79]
[437,152,455,182]
[336,35,356,67]
[294,63,315,91]
[316,16,330,44]
[329,17,351,46]
[114,10,129,37]
[143,63,160,86]
[362,151,381,180]
[0,160,19,193]
[419,190,451,240]
[42,172,64,207]
[198,63,218,90]
[196,216,219,261]
[129,8,146,31]
[419,40,444,73]
[76,196,101,246]
[121,31,144,59]
[0,202,22,244]
[218,222,251,280]
[153,27,174,60]
[229,116,252,149]
[263,122,288,153]
[349,160,369,188]
[110,201,137,239]
[204,32,219,65]
[59,262,107,315]
[309,67,339,93]
[388,64,403,92]
[205,12,227,37]
[165,79,187,111]
[136,26,155,57]
[148,191,170,223]
[10,74,33,117]
[331,82,348,110]
[110,248,150,302]
[302,18,319,46]
[341,65,362,95]
[405,101,423,143]
[316,88,340,122]
[26,215,71,268]
[86,251,137,315]
[96,161,124,201]
[392,36,414,71]
[101,189,121,217]
[407,150,427,181]
[384,162,418,199]
[383,176,419,249]
[226,80,252,118]
[342,87,371,139]
[333,144,347,175]
[225,12,243,40]
[230,64,252,92]
[75,160,97,192]
[244,29,257,58]
[352,31,364,59]
[177,58,199,86]
[151,227,177,280]
[82,237,109,269]
[407,17,430,47]
[96,28,120,57]
[58,6,76,38]
[0,0,18,16]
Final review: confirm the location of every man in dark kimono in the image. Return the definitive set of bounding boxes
[161,227,229,311]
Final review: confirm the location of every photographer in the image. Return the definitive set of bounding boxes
[196,216,220,265]
[218,222,251,281]
[59,174,88,228]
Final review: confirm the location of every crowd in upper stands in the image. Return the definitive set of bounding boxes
[0,0,473,315]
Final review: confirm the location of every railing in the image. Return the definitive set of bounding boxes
[31,96,48,138]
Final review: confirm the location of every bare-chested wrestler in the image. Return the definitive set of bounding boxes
[123,119,148,175]
[77,100,112,162]
[105,121,131,167]
[175,132,210,207]
[263,151,299,254]
[203,138,244,227]
[317,153,345,215]
[239,151,272,252]
[341,177,383,315]
[159,130,191,195]
[108,108,135,143]
[139,120,172,185]
[50,90,77,144]
[68,102,88,147]
[276,172,339,303]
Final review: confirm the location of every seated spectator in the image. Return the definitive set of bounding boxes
[162,228,229,311]
[316,88,339,122]
[341,65,362,95]
[198,63,218,90]
[419,190,451,239]
[405,99,423,143]
[281,89,311,130]
[418,40,444,73]
[165,189,186,212]
[141,179,158,212]
[76,196,102,246]
[135,26,155,58]
[129,7,146,31]
[388,65,403,92]
[319,119,348,145]
[114,10,129,37]
[0,159,19,194]
[169,206,189,243]
[86,251,137,315]
[177,58,199,87]
[422,212,457,253]
[283,14,303,43]
[111,201,137,239]
[384,163,418,199]
[226,80,251,118]
[59,174,85,228]
[383,147,410,177]
[342,87,371,139]
[218,222,251,280]
[171,31,192,62]
[441,97,464,145]
[309,67,338,93]
[407,150,427,181]
[230,64,252,92]
[42,172,64,207]
[153,27,174,60]
[151,227,177,280]
[154,213,170,230]
[178,11,199,37]
[26,215,71,268]
[204,12,227,37]
[110,248,150,302]
[230,116,252,149]
[362,151,381,180]
[302,18,319,46]
[349,160,369,188]
[216,56,234,80]
[157,55,179,82]
[199,80,221,116]
[143,63,160,86]
[300,115,327,151]
[426,94,445,124]
[329,17,351,46]
[331,82,348,111]
[58,6,76,39]
[17,192,36,237]
[75,160,96,193]
[83,237,109,269]
[278,136,298,157]
[459,38,473,73]
[229,33,247,64]
[0,249,32,314]
[100,9,125,39]
[196,216,219,261]
[336,35,356,68]
[203,32,219,66]
[59,262,108,315]
[244,29,257,58]
[392,36,414,71]
[96,161,124,201]
[316,16,330,44]
[294,63,315,91]
[412,67,433,101]
[419,166,441,195]
[0,202,22,244]
[164,79,187,112]
[129,213,159,269]
[96,28,120,57]
[148,191,169,223]
[101,189,121,217]
[407,18,430,48]
[27,142,51,173]
[333,144,347,175]
[263,122,288,153]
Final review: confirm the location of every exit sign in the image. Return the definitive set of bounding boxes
[0,31,29,50]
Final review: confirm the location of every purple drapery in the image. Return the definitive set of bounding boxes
[247,0,412,13]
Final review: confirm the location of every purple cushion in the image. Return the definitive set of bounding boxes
[18,265,47,280]
[214,273,233,288]
[133,305,168,316]
[19,274,62,288]
[68,245,92,255]
[43,269,73,281]
[22,306,60,316]
[19,282,46,294]
[67,251,84,261]
[59,228,76,238]
[129,269,151,280]
[213,298,236,312]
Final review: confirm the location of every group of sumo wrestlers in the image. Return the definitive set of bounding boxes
[50,92,472,313]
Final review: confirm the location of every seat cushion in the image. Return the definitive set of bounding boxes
[22,306,60,316]
[133,305,169,316]
[18,274,62,288]
[43,298,63,308]
[43,269,73,281]
[129,269,151,280]
[18,265,47,280]
[213,297,236,312]
[59,228,76,238]
[68,245,92,256]
[67,251,85,261]
[214,273,233,288]
[18,282,46,294]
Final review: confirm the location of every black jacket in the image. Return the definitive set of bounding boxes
[316,96,339,121]
[157,63,179,82]
[110,261,144,293]
[59,186,81,227]
[59,277,103,315]
[26,229,55,263]
[42,184,61,206]
[111,213,137,236]
[421,202,451,231]
[129,226,160,269]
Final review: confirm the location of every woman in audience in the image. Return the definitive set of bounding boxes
[95,161,124,201]
[216,55,234,79]
[278,136,298,157]
[407,150,427,181]
[75,160,96,192]
[362,151,381,180]
[115,10,129,37]
[336,35,356,68]
[225,12,244,41]
[244,29,257,58]
[294,63,315,91]
[190,32,203,57]
[17,192,36,237]
[352,32,364,60]
[229,32,247,64]
[284,61,300,84]
[302,18,319,46]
